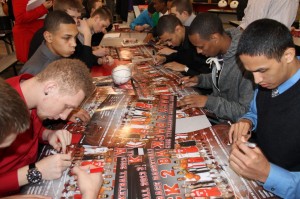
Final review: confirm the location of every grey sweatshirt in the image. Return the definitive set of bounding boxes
[197,28,254,122]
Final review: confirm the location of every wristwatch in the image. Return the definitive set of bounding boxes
[27,163,42,184]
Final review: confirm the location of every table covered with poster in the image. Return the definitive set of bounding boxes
[21,39,278,198]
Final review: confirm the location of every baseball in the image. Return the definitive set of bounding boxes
[112,65,132,85]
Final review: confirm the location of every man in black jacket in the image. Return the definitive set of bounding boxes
[154,15,210,76]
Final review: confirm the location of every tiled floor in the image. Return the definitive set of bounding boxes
[0,39,23,79]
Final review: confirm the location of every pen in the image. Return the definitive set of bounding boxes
[227,121,256,148]
[245,141,257,149]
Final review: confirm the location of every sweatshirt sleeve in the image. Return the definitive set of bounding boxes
[204,71,254,122]
[197,73,213,89]
[74,40,99,68]
[13,0,48,23]
[0,170,20,196]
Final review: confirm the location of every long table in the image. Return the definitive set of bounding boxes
[21,33,279,199]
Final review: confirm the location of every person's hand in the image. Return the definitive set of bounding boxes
[177,94,208,110]
[77,19,92,38]
[135,25,145,32]
[157,47,177,55]
[72,165,103,199]
[143,33,153,43]
[36,153,72,180]
[229,138,270,182]
[142,24,150,31]
[228,118,252,144]
[163,62,186,72]
[47,130,72,153]
[1,195,51,199]
[43,1,53,9]
[93,46,109,57]
[68,108,91,124]
[102,56,114,66]
[153,55,166,65]
[180,76,198,87]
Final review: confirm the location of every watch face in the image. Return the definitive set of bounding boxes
[27,168,42,184]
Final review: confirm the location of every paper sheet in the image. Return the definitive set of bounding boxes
[176,115,211,134]
[103,33,121,38]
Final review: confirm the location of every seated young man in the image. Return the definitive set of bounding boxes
[0,77,102,199]
[0,78,30,148]
[28,0,83,59]
[130,2,156,32]
[0,59,95,196]
[170,0,196,27]
[154,15,210,76]
[85,0,113,47]
[229,19,300,198]
[179,13,254,122]
[75,7,114,67]
[20,11,78,75]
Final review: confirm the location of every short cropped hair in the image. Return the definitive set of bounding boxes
[157,15,183,37]
[237,19,295,62]
[91,7,112,23]
[147,2,156,14]
[44,10,76,33]
[54,0,84,12]
[171,0,193,15]
[36,59,95,97]
[159,0,168,3]
[86,0,102,15]
[189,13,224,40]
[0,78,30,143]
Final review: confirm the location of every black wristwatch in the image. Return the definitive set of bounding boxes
[27,163,42,184]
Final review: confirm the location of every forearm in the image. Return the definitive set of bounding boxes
[13,1,48,23]
[196,73,213,88]
[205,95,249,122]
[17,165,30,187]
[83,34,92,47]
[74,45,98,68]
[42,129,55,141]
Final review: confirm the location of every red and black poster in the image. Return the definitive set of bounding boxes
[21,125,278,199]
[131,61,198,99]
[79,94,176,149]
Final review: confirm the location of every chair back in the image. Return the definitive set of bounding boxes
[0,16,13,31]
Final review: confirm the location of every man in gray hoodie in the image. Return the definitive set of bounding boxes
[179,13,254,122]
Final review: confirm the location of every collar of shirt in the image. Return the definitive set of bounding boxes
[278,68,300,94]
[159,11,169,17]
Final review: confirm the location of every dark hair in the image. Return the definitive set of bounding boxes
[147,2,156,14]
[171,0,193,15]
[189,13,224,40]
[86,0,102,15]
[160,0,169,3]
[237,19,295,62]
[157,14,183,37]
[44,10,76,33]
[91,7,112,23]
[0,78,30,143]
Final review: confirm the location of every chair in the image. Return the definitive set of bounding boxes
[0,16,14,54]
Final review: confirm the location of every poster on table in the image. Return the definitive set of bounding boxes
[22,126,277,199]
[79,94,176,149]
